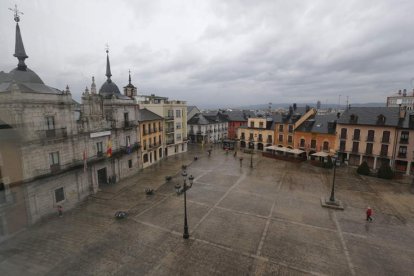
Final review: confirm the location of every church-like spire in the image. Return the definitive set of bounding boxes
[105,45,112,82]
[9,5,28,71]
[128,69,131,85]
[90,76,97,94]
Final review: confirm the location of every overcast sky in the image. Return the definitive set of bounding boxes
[1,0,414,108]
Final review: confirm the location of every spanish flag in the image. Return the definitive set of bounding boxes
[107,138,112,157]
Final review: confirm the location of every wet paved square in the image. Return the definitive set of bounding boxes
[1,144,414,275]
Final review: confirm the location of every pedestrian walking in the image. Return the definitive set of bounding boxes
[366,206,373,222]
[233,151,237,158]
[57,205,63,217]
[207,149,212,157]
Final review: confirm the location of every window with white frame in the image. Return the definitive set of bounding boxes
[176,122,182,129]
[176,110,181,118]
[49,152,60,166]
[176,133,182,141]
[45,116,55,130]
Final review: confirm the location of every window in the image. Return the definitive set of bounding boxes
[279,125,284,132]
[380,144,388,156]
[367,130,375,142]
[340,128,347,139]
[143,139,146,150]
[353,129,360,140]
[159,135,162,144]
[176,122,182,129]
[267,135,272,143]
[339,141,346,151]
[323,141,329,151]
[366,143,373,155]
[288,136,293,143]
[382,131,390,143]
[153,137,156,145]
[168,110,174,118]
[278,134,283,142]
[45,116,55,130]
[398,146,407,158]
[97,142,103,156]
[159,122,162,131]
[142,124,146,135]
[288,125,293,133]
[400,131,409,143]
[258,134,263,141]
[310,139,316,149]
[176,110,181,118]
[126,136,130,146]
[249,133,254,140]
[241,132,245,139]
[176,133,182,141]
[49,152,60,165]
[124,112,129,122]
[128,159,132,168]
[300,138,305,147]
[259,122,264,128]
[143,154,148,163]
[352,142,359,153]
[55,187,65,203]
[153,123,156,131]
[250,122,254,128]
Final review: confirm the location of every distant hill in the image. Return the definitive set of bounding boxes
[230,102,386,110]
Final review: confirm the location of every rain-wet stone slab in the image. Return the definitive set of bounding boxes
[193,208,267,254]
[218,190,274,217]
[135,196,210,233]
[261,220,350,275]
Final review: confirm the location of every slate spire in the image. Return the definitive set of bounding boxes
[105,46,112,82]
[10,5,28,71]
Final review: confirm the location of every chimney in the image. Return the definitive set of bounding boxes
[398,89,402,95]
[403,89,407,96]
[336,112,340,119]
[399,104,406,119]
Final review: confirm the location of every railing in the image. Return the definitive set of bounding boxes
[258,137,263,142]
[340,134,347,139]
[165,115,174,120]
[97,151,104,157]
[166,140,174,145]
[352,135,360,141]
[123,121,135,129]
[366,136,374,142]
[166,128,175,133]
[39,127,68,139]
[339,146,346,152]
[398,153,407,158]
[365,150,372,155]
[399,139,409,144]
[351,147,359,153]
[380,151,388,157]
[240,136,245,140]
[381,137,390,143]
[267,139,272,143]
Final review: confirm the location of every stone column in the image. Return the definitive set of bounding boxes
[406,161,411,175]
[373,157,377,170]
[359,155,363,165]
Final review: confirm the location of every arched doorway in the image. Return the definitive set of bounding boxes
[240,141,246,148]
[257,143,263,151]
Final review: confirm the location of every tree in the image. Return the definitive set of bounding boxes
[377,163,394,179]
[357,161,370,175]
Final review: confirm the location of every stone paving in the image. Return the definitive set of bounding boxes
[1,144,414,275]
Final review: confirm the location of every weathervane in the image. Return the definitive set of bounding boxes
[105,43,109,53]
[9,4,23,22]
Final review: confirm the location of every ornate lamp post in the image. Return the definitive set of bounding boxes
[176,165,195,239]
[322,155,344,210]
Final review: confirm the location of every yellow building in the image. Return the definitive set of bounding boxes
[237,117,274,151]
[138,109,164,168]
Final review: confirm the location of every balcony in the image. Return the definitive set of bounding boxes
[381,137,390,143]
[166,140,174,145]
[366,136,375,142]
[40,127,68,140]
[267,139,272,143]
[351,148,359,153]
[97,151,104,157]
[398,153,407,158]
[340,135,347,140]
[258,137,263,142]
[399,139,409,144]
[240,136,245,140]
[249,138,254,142]
[165,115,174,121]
[123,121,135,130]
[352,135,360,141]
[339,146,346,152]
[380,151,388,157]
[165,128,175,133]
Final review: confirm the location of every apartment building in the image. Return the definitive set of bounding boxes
[138,109,164,168]
[188,112,228,143]
[238,117,274,151]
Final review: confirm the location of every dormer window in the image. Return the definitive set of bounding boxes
[349,114,358,123]
[377,114,386,125]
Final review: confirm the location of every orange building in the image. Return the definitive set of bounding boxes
[294,113,338,159]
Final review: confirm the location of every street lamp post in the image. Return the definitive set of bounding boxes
[178,165,194,239]
[250,151,253,168]
[322,155,344,210]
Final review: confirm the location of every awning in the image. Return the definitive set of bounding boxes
[289,148,305,154]
[311,151,332,157]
